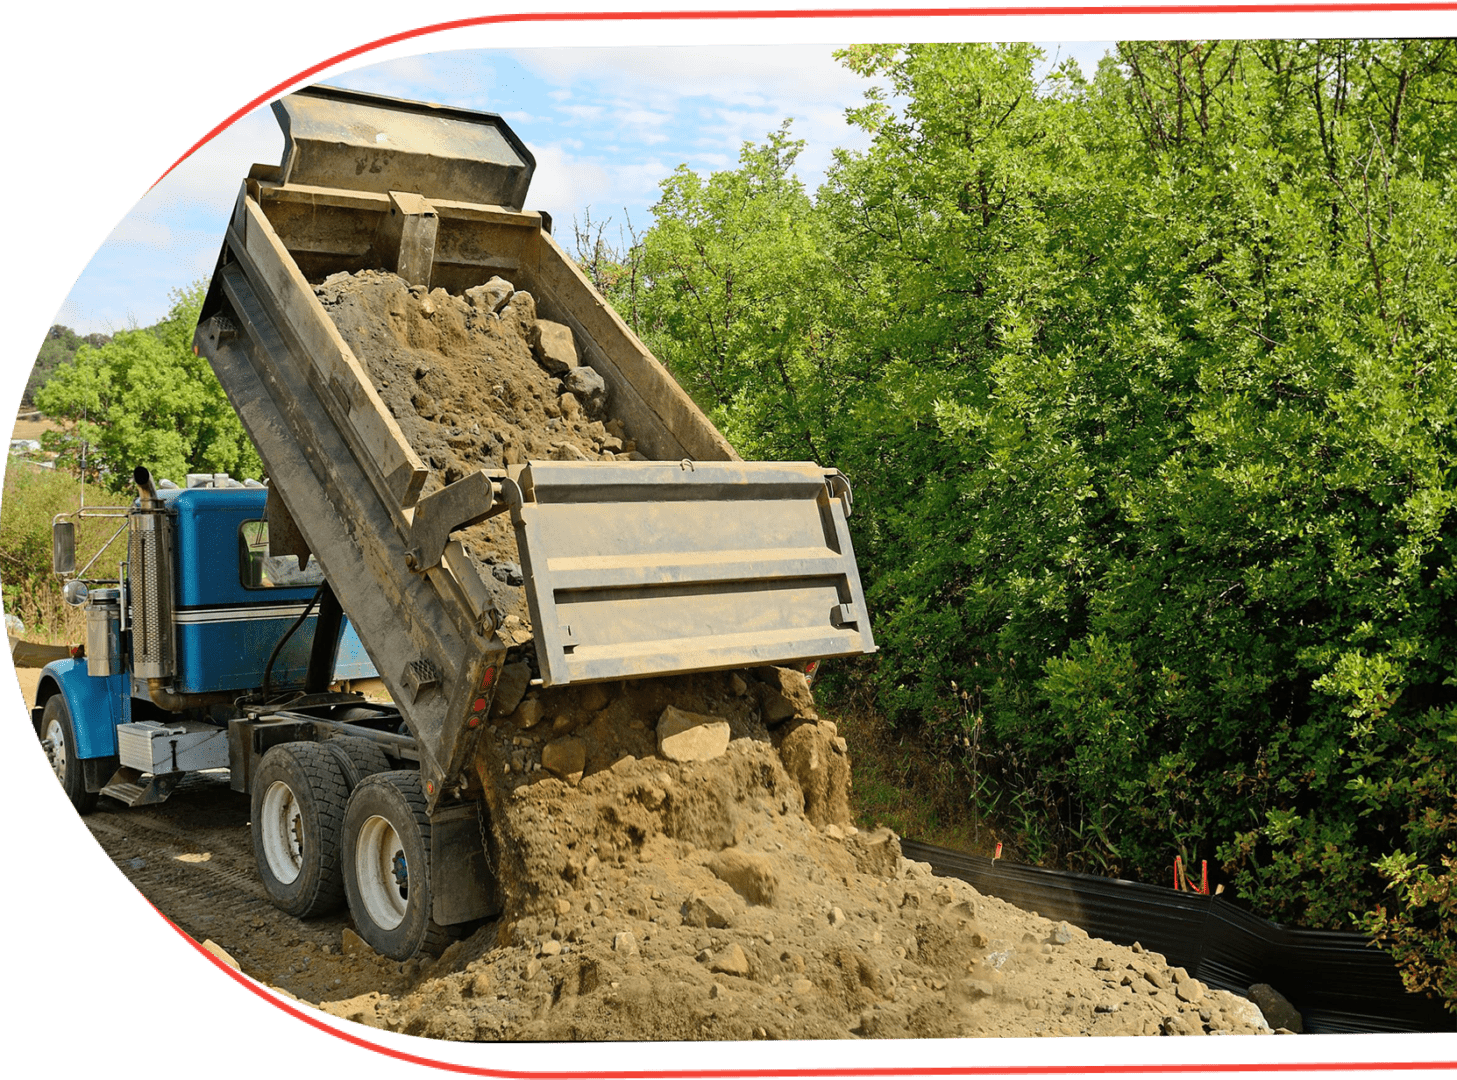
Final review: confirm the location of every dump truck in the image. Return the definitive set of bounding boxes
[33,84,875,959]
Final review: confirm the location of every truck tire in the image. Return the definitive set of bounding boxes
[343,771,450,959]
[324,735,392,791]
[251,742,349,917]
[39,695,97,815]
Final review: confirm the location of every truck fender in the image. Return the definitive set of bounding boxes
[34,658,128,761]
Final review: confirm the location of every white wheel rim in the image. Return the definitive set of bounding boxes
[355,814,408,931]
[44,717,67,782]
[259,780,304,885]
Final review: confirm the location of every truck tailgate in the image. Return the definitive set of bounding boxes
[503,461,875,685]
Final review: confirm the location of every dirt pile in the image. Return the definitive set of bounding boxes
[314,665,1270,1041]
[301,273,1274,1040]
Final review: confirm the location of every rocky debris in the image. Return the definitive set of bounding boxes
[777,719,853,826]
[340,928,373,959]
[465,276,514,314]
[754,665,818,723]
[1248,983,1303,1033]
[657,706,732,763]
[491,561,525,587]
[708,943,750,977]
[563,365,607,418]
[530,320,578,375]
[541,736,586,785]
[202,939,241,971]
[490,662,531,718]
[316,270,622,635]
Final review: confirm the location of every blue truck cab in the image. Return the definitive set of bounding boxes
[34,476,378,812]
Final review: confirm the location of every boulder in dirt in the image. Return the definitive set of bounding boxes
[530,319,576,374]
[563,365,607,417]
[1248,983,1303,1033]
[503,288,536,323]
[754,665,818,721]
[550,442,592,461]
[708,943,750,977]
[465,276,514,313]
[511,697,543,730]
[657,706,731,763]
[777,719,852,827]
[707,848,778,905]
[490,662,531,718]
[682,892,737,929]
[341,927,375,959]
[541,736,587,784]
[491,561,524,587]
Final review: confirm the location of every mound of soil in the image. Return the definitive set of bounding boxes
[303,273,1273,1040]
[331,662,1270,1041]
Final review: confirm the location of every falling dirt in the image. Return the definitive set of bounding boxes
[57,272,1276,1041]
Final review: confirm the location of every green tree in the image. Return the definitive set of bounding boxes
[35,284,261,489]
[626,40,1457,1010]
[626,123,839,461]
[28,325,110,405]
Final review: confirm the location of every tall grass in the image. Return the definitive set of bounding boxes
[1,459,122,645]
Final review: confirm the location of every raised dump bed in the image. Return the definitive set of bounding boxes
[194,84,876,808]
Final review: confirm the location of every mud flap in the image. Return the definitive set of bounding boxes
[429,804,501,925]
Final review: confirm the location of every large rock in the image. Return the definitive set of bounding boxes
[681,893,737,929]
[550,441,593,461]
[754,666,818,721]
[489,662,531,718]
[778,719,852,827]
[511,696,543,730]
[541,736,587,785]
[708,943,750,977]
[1248,983,1303,1033]
[530,319,576,375]
[707,848,778,905]
[464,276,513,313]
[656,706,730,763]
[563,365,608,417]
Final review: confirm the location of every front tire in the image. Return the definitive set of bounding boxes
[250,742,349,917]
[40,695,96,815]
[343,771,449,959]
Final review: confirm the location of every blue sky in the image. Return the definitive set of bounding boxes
[54,42,1113,336]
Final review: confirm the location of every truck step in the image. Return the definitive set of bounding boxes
[101,766,182,807]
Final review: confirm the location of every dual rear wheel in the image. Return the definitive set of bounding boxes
[250,739,448,959]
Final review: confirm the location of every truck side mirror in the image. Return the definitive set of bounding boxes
[52,521,76,575]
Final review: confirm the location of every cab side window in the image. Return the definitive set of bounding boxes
[239,520,326,589]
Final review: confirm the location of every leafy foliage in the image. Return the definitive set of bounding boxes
[621,40,1457,1008]
[34,285,261,490]
[28,326,112,405]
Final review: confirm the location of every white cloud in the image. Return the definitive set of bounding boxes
[507,44,870,108]
[51,42,1110,335]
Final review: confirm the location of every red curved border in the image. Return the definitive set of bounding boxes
[152,5,1457,1074]
[158,2,1457,186]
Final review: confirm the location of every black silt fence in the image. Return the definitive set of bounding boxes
[902,840,1454,1035]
